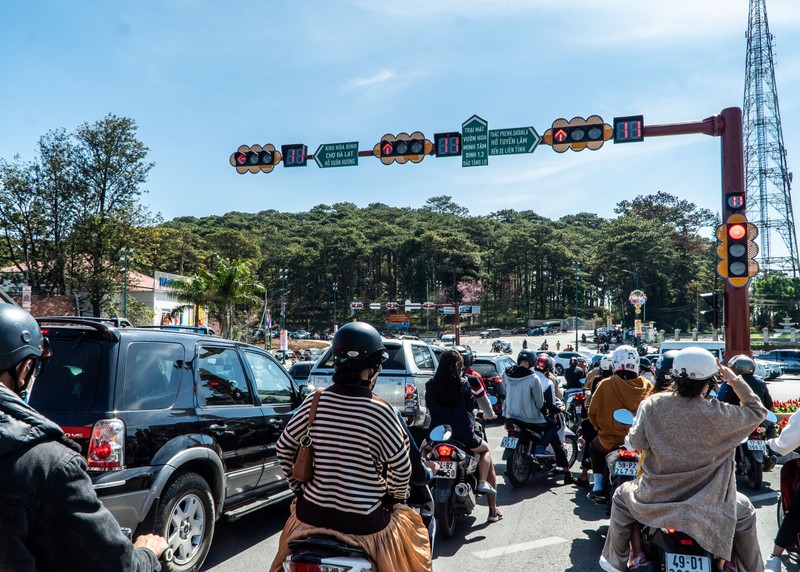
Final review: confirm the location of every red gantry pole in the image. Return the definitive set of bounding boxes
[643,108,750,362]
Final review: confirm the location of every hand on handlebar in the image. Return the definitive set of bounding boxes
[133,534,168,560]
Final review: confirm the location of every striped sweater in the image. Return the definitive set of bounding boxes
[277,383,411,534]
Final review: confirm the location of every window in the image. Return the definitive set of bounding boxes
[411,345,435,371]
[123,342,183,410]
[197,347,252,406]
[29,339,103,412]
[382,344,407,370]
[471,361,499,379]
[244,351,294,404]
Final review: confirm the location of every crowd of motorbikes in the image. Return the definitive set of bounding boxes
[281,356,798,572]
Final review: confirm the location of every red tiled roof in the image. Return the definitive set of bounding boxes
[9,294,78,317]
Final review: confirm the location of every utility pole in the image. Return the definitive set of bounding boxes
[574,261,580,350]
[279,268,288,332]
[120,249,134,319]
[332,282,338,331]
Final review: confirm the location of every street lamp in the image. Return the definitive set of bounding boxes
[120,249,134,319]
[621,268,645,323]
[332,282,338,331]
[574,261,580,350]
[279,268,288,331]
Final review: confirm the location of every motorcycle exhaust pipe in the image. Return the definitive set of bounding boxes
[454,482,476,511]
[454,482,472,497]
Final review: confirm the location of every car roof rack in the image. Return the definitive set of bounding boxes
[136,325,217,335]
[35,316,121,341]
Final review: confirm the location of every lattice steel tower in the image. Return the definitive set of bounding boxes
[743,0,799,276]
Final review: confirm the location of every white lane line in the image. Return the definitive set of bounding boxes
[750,492,778,502]
[473,536,569,559]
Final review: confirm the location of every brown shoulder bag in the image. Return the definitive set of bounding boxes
[292,388,323,483]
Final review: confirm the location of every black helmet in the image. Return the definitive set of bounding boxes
[730,355,756,376]
[331,322,387,371]
[0,305,46,371]
[455,346,474,369]
[654,350,679,384]
[517,349,537,367]
[639,357,651,371]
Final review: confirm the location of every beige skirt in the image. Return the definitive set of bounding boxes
[270,500,432,572]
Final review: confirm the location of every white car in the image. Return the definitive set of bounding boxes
[553,351,585,375]
[755,358,783,380]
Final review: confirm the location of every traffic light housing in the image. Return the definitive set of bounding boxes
[543,116,613,152]
[699,292,721,327]
[373,132,433,165]
[230,144,281,174]
[715,214,759,287]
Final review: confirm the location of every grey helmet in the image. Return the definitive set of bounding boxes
[730,355,757,376]
[0,305,46,371]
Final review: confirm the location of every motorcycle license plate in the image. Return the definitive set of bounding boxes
[575,406,582,414]
[747,439,767,451]
[438,460,457,479]
[501,436,519,449]
[614,461,638,477]
[665,552,710,572]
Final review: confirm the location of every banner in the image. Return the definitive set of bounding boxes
[386,313,411,324]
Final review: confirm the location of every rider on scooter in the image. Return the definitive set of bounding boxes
[586,345,653,502]
[503,350,573,485]
[599,347,768,572]
[271,322,431,571]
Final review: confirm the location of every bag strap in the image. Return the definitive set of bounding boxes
[307,388,324,426]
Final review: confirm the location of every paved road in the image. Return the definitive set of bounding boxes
[203,419,796,572]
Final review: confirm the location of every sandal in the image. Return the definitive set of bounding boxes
[487,510,504,523]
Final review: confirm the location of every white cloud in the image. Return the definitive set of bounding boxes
[342,70,395,92]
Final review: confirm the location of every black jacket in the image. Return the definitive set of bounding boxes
[564,365,585,390]
[0,384,160,572]
[718,373,773,410]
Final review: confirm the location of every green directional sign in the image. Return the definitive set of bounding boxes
[314,142,359,168]
[489,126,541,156]
[462,115,488,167]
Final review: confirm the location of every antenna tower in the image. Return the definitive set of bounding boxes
[743,0,799,277]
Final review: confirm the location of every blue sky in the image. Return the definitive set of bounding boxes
[2,1,800,242]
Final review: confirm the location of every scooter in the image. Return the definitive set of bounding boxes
[736,414,777,490]
[563,386,588,435]
[426,421,485,539]
[502,411,578,487]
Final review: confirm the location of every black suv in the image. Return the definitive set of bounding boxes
[30,317,307,572]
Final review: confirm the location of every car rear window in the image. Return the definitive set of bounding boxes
[471,361,499,378]
[289,363,313,378]
[123,342,184,410]
[29,338,103,411]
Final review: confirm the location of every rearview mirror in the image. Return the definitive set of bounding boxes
[766,411,778,424]
[429,424,453,442]
[613,409,635,426]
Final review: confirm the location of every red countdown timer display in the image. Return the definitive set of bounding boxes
[281,144,308,167]
[613,115,644,143]
[434,132,462,157]
[726,192,745,212]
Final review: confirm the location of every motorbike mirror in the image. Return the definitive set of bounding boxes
[708,389,718,399]
[488,395,498,405]
[766,411,778,424]
[429,424,452,442]
[612,409,635,426]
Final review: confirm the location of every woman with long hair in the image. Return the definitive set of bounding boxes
[425,349,502,522]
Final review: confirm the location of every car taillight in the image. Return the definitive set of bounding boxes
[87,419,125,471]
[490,376,503,384]
[284,563,354,572]
[436,444,455,460]
[405,383,416,398]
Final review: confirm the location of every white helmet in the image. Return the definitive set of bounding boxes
[671,347,718,380]
[600,355,613,372]
[612,345,639,374]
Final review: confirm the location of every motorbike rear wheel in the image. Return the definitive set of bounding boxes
[747,456,763,490]
[505,444,532,487]
[436,501,456,539]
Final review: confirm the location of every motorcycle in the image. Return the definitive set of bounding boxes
[501,412,578,487]
[281,481,436,571]
[426,419,485,539]
[736,412,778,490]
[563,387,588,435]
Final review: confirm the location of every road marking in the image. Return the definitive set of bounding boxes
[473,536,569,559]
[750,492,778,502]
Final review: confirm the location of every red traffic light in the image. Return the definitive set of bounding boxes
[234,152,247,166]
[553,128,568,143]
[728,223,746,241]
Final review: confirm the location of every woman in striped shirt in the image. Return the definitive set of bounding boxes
[271,322,431,572]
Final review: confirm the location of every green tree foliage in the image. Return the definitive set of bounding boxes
[199,257,264,339]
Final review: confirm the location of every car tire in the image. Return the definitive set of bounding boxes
[154,472,216,572]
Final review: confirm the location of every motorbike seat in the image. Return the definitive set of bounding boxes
[288,535,368,557]
[506,419,546,436]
